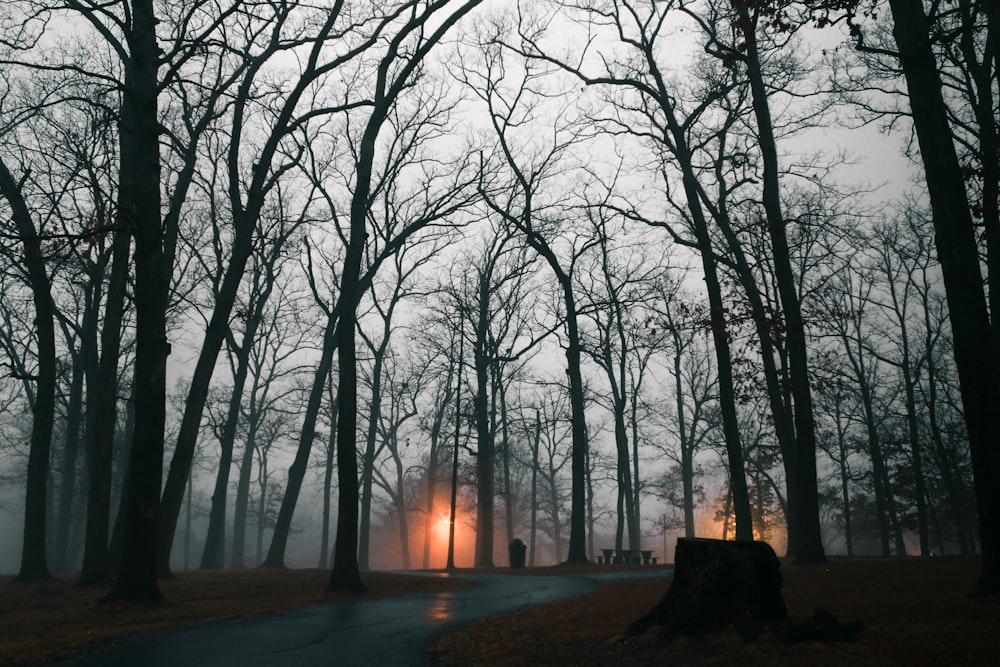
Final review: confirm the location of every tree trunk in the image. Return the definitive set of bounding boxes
[422,363,451,569]
[833,388,854,557]
[157,230,254,577]
[663,114,752,541]
[562,285,590,563]
[199,355,246,570]
[500,380,514,549]
[394,450,411,570]
[261,315,338,568]
[887,0,1000,593]
[55,352,86,571]
[625,538,787,641]
[104,0,166,604]
[326,0,485,592]
[79,226,129,587]
[327,113,375,592]
[359,339,386,572]
[672,331,697,538]
[473,275,495,568]
[230,414,257,569]
[529,410,540,567]
[901,345,931,556]
[318,393,338,569]
[446,334,464,570]
[736,4,824,563]
[0,158,57,583]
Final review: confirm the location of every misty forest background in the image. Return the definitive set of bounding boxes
[0,0,997,600]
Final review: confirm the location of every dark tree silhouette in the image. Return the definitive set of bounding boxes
[327,0,485,593]
[0,157,57,583]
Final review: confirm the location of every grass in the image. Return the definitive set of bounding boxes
[2,557,997,666]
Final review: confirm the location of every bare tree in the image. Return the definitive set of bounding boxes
[459,24,596,562]
[838,0,1000,594]
[0,157,57,582]
[577,203,670,554]
[513,1,755,541]
[327,0,485,593]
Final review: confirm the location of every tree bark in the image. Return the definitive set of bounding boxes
[79,225,130,586]
[473,271,496,567]
[735,3,824,562]
[318,387,338,569]
[261,315,338,568]
[104,0,166,604]
[888,0,1000,593]
[54,349,86,571]
[626,537,787,641]
[0,158,57,583]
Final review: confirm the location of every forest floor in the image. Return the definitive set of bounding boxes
[1,556,996,666]
[429,555,1000,666]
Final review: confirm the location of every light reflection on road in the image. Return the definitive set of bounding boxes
[427,593,454,623]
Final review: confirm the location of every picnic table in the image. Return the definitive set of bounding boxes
[598,548,658,565]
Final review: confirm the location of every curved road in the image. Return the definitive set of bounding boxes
[55,570,669,667]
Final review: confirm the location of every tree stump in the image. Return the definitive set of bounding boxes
[625,538,787,641]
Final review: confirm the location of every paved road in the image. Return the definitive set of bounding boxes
[55,570,669,667]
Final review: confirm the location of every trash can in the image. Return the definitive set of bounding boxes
[509,538,526,568]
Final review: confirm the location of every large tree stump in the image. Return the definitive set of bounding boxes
[626,538,787,641]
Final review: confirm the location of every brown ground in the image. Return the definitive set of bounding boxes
[2,557,997,667]
[0,569,469,666]
[430,556,1000,666]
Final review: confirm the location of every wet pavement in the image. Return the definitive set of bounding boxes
[55,569,670,666]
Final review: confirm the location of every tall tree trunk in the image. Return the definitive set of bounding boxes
[500,380,514,547]
[657,99,752,540]
[518,235,589,563]
[923,339,971,554]
[359,341,387,572]
[887,0,1000,594]
[901,344,931,556]
[832,386,854,557]
[230,414,258,568]
[549,460,563,562]
[105,0,167,604]
[79,227,129,587]
[586,420,596,561]
[256,459,268,565]
[262,315,338,568]
[692,233,752,542]
[473,276,495,567]
[446,334,464,570]
[631,391,642,553]
[707,201,799,553]
[736,4,823,562]
[318,393,338,569]
[421,369,450,569]
[55,353,86,571]
[672,331,696,539]
[200,338,252,570]
[157,231,254,577]
[860,378,893,556]
[529,411,540,567]
[184,465,193,570]
[326,0,486,592]
[327,114,376,592]
[562,279,589,562]
[0,158,57,583]
[394,451,411,570]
